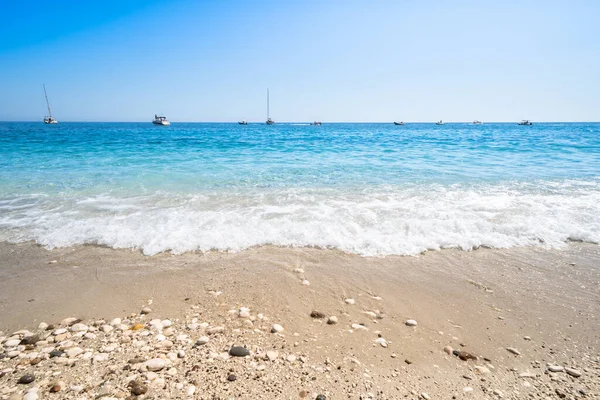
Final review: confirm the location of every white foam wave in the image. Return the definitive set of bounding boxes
[1,181,599,256]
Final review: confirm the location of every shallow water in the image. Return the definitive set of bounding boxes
[1,122,599,255]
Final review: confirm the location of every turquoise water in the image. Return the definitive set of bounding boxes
[1,122,599,255]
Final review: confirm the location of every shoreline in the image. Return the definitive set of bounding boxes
[1,242,599,398]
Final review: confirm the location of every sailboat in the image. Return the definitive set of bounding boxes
[43,84,58,124]
[266,89,274,125]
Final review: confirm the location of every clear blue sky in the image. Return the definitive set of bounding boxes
[1,0,598,122]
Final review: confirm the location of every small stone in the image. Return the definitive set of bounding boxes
[20,335,40,345]
[161,319,172,328]
[38,322,49,330]
[405,359,413,365]
[405,319,417,326]
[271,324,284,333]
[141,307,152,314]
[229,346,250,357]
[375,338,388,348]
[50,381,65,393]
[351,323,367,330]
[187,386,196,395]
[266,351,279,361]
[70,323,88,332]
[227,374,236,382]
[506,347,521,355]
[474,365,490,374]
[547,365,564,372]
[23,393,39,400]
[565,367,581,377]
[421,394,430,400]
[145,358,166,371]
[18,374,35,384]
[316,395,326,400]
[443,346,453,355]
[310,310,325,319]
[453,350,477,361]
[4,339,21,347]
[302,280,310,285]
[523,336,531,341]
[49,349,64,358]
[207,326,224,335]
[110,318,122,326]
[287,354,297,362]
[128,381,148,395]
[463,387,473,393]
[196,336,209,345]
[66,347,83,358]
[493,389,504,397]
[344,298,355,305]
[327,316,338,325]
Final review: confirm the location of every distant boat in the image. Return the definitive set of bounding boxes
[311,121,322,126]
[152,114,170,126]
[473,120,483,125]
[435,120,445,125]
[393,121,405,126]
[518,120,533,126]
[43,84,58,124]
[238,120,248,125]
[266,89,274,125]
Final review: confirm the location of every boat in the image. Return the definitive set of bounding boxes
[238,120,248,125]
[473,120,482,125]
[393,121,405,126]
[266,89,274,125]
[152,114,171,126]
[311,121,322,126]
[518,120,533,126]
[43,84,58,124]
[435,120,444,125]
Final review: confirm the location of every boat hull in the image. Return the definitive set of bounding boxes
[152,121,171,126]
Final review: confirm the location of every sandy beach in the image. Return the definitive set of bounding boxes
[0,242,598,399]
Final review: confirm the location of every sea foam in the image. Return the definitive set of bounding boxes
[1,181,598,256]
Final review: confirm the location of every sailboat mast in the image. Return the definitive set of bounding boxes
[43,84,53,117]
[267,88,270,119]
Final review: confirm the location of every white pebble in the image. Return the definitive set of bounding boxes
[145,358,166,371]
[271,324,284,333]
[405,319,418,326]
[344,298,355,305]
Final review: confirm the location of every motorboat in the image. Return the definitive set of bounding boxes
[311,121,322,126]
[43,84,58,124]
[152,114,171,126]
[435,120,445,125]
[238,120,248,125]
[393,121,405,126]
[473,120,482,125]
[518,120,533,126]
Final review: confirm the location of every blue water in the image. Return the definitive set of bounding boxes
[1,122,599,255]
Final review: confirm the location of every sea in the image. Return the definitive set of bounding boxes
[1,122,599,256]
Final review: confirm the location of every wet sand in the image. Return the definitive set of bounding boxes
[0,242,599,399]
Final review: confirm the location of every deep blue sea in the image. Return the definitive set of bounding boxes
[1,122,599,256]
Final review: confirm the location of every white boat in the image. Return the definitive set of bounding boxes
[238,120,248,125]
[473,120,482,125]
[518,120,533,126]
[43,84,58,124]
[393,121,405,126]
[311,121,322,126]
[152,114,170,126]
[266,89,274,125]
[435,120,444,125]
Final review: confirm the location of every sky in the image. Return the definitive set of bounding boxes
[0,0,599,122]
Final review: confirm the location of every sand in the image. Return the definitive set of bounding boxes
[0,242,599,399]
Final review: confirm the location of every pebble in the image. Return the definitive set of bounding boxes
[128,381,148,395]
[229,346,250,357]
[66,347,84,358]
[316,395,326,400]
[463,387,473,393]
[344,298,355,305]
[18,374,35,384]
[187,385,196,395]
[327,316,338,325]
[474,365,490,374]
[4,339,20,347]
[271,324,284,333]
[196,336,209,345]
[141,307,152,314]
[493,389,504,397]
[302,279,310,285]
[145,358,166,371]
[70,323,88,332]
[565,367,582,377]
[310,310,325,319]
[421,394,431,400]
[227,374,236,382]
[207,326,224,335]
[506,347,521,355]
[23,393,38,400]
[405,319,418,326]
[287,354,297,362]
[443,346,453,355]
[547,365,564,372]
[110,318,122,326]
[351,323,367,330]
[266,351,279,361]
[453,350,477,361]
[375,337,388,348]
